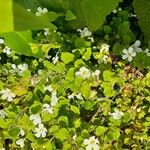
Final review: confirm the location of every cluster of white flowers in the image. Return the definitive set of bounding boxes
[44,28,50,36]
[43,85,59,114]
[52,54,59,64]
[122,40,150,62]
[11,63,28,75]
[112,8,122,14]
[75,67,91,79]
[84,136,100,150]
[29,114,47,138]
[15,127,25,148]
[0,88,16,102]
[77,27,92,38]
[100,43,110,52]
[3,46,11,55]
[36,7,48,16]
[111,109,124,120]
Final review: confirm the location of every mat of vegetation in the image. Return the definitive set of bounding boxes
[0,0,150,149]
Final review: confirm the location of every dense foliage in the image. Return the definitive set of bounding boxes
[0,0,150,149]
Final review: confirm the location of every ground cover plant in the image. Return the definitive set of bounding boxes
[0,0,150,149]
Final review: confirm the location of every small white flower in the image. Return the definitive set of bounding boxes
[76,93,83,100]
[18,63,28,72]
[0,110,7,119]
[19,127,25,136]
[27,9,31,12]
[68,93,75,99]
[122,47,136,62]
[130,14,137,18]
[0,38,4,44]
[75,67,91,79]
[92,70,100,80]
[29,114,41,125]
[0,88,16,102]
[52,55,59,64]
[111,110,124,120]
[3,47,11,55]
[102,55,109,64]
[88,37,94,43]
[144,48,150,56]
[77,27,92,38]
[132,40,142,52]
[113,9,117,13]
[44,85,53,92]
[84,136,100,150]
[118,8,122,11]
[51,91,58,106]
[43,104,53,114]
[38,70,42,75]
[36,7,48,16]
[100,43,110,52]
[11,64,17,70]
[16,139,25,148]
[44,28,50,36]
[35,123,47,138]
[73,134,77,140]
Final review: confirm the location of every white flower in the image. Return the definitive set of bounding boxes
[51,91,58,106]
[75,67,91,79]
[68,93,75,99]
[0,38,4,44]
[27,9,31,12]
[92,70,100,80]
[132,40,142,52]
[100,43,110,52]
[16,139,25,148]
[3,47,11,55]
[0,88,16,102]
[111,110,124,120]
[112,9,117,13]
[19,127,25,136]
[76,93,83,100]
[84,136,100,150]
[77,27,92,37]
[102,55,109,64]
[0,110,7,119]
[11,64,17,70]
[18,63,28,72]
[68,93,83,100]
[52,55,59,64]
[43,104,53,114]
[36,7,48,16]
[144,48,150,56]
[35,123,47,138]
[29,114,41,125]
[122,47,136,62]
[44,85,53,92]
[44,28,50,36]
[73,134,77,140]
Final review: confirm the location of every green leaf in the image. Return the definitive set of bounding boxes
[54,128,69,141]
[0,0,58,32]
[61,52,74,64]
[95,126,107,136]
[8,127,20,138]
[67,0,120,31]
[82,48,92,61]
[133,0,150,46]
[65,10,76,21]
[70,105,80,114]
[0,118,7,129]
[30,101,42,114]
